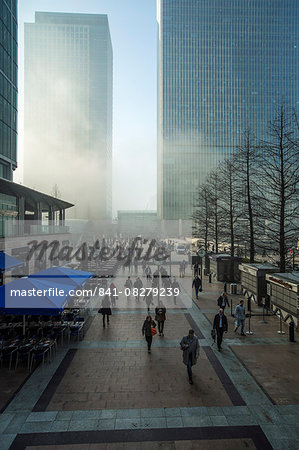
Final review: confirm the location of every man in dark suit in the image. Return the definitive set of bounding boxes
[217,292,230,311]
[213,308,228,351]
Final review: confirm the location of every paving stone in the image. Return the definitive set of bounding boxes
[2,412,29,434]
[205,407,223,416]
[115,418,141,429]
[50,420,71,432]
[68,419,98,431]
[182,416,212,427]
[275,405,299,415]
[210,415,229,426]
[116,409,141,418]
[140,417,167,428]
[166,417,183,427]
[140,408,165,417]
[221,406,250,416]
[72,410,101,420]
[20,421,53,433]
[0,433,16,450]
[47,347,232,410]
[26,411,58,422]
[100,409,117,419]
[97,418,116,430]
[180,406,208,416]
[0,414,15,434]
[226,415,257,426]
[266,439,298,450]
[230,344,299,405]
[248,405,281,424]
[164,407,181,417]
[56,410,74,420]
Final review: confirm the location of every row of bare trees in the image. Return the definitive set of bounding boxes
[193,105,299,273]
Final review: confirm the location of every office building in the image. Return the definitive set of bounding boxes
[157,0,298,220]
[24,12,113,220]
[0,0,18,180]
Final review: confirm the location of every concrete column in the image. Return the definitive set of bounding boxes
[18,196,25,236]
[48,206,55,233]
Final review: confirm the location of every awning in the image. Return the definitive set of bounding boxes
[0,251,23,272]
[29,266,94,288]
[0,277,72,316]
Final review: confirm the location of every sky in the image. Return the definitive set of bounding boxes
[16,0,157,217]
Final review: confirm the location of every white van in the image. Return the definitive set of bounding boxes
[176,244,186,255]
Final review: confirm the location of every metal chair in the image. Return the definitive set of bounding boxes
[30,346,49,371]
[2,346,18,370]
[15,346,33,370]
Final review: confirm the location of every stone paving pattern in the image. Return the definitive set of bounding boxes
[0,261,299,449]
[26,438,257,449]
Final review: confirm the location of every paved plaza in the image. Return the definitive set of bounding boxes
[0,263,299,450]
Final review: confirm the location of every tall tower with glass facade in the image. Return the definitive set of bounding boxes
[0,0,18,180]
[24,12,113,220]
[157,0,298,220]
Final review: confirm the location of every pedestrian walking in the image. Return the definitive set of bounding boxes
[142,260,147,275]
[192,275,202,299]
[99,295,112,327]
[172,277,180,305]
[155,301,166,336]
[213,308,228,351]
[179,261,184,278]
[234,299,246,336]
[182,260,186,277]
[109,281,117,307]
[134,258,138,274]
[124,276,133,300]
[134,276,143,301]
[193,263,199,277]
[180,329,200,384]
[217,292,230,311]
[142,315,156,353]
[145,290,154,312]
[145,265,152,282]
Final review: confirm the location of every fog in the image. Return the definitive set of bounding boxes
[15,1,157,219]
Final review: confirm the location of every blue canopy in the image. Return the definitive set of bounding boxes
[29,266,93,287]
[0,277,72,316]
[0,251,23,272]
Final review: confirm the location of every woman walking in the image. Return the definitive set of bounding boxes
[142,315,156,353]
[99,295,112,327]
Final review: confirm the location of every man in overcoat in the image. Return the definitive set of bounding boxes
[180,329,200,384]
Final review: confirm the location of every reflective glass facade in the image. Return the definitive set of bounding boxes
[24,13,113,220]
[157,0,299,220]
[0,0,18,180]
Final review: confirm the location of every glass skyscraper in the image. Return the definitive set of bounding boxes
[24,12,113,220]
[157,0,298,220]
[0,0,17,180]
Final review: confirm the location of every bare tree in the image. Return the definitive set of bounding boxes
[234,129,261,262]
[208,169,223,253]
[256,105,299,272]
[218,158,242,280]
[192,183,212,254]
[51,183,61,199]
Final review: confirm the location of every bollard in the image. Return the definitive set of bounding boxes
[289,321,295,342]
[277,312,285,335]
[209,273,212,283]
[247,297,251,312]
[224,282,227,293]
[246,310,253,335]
